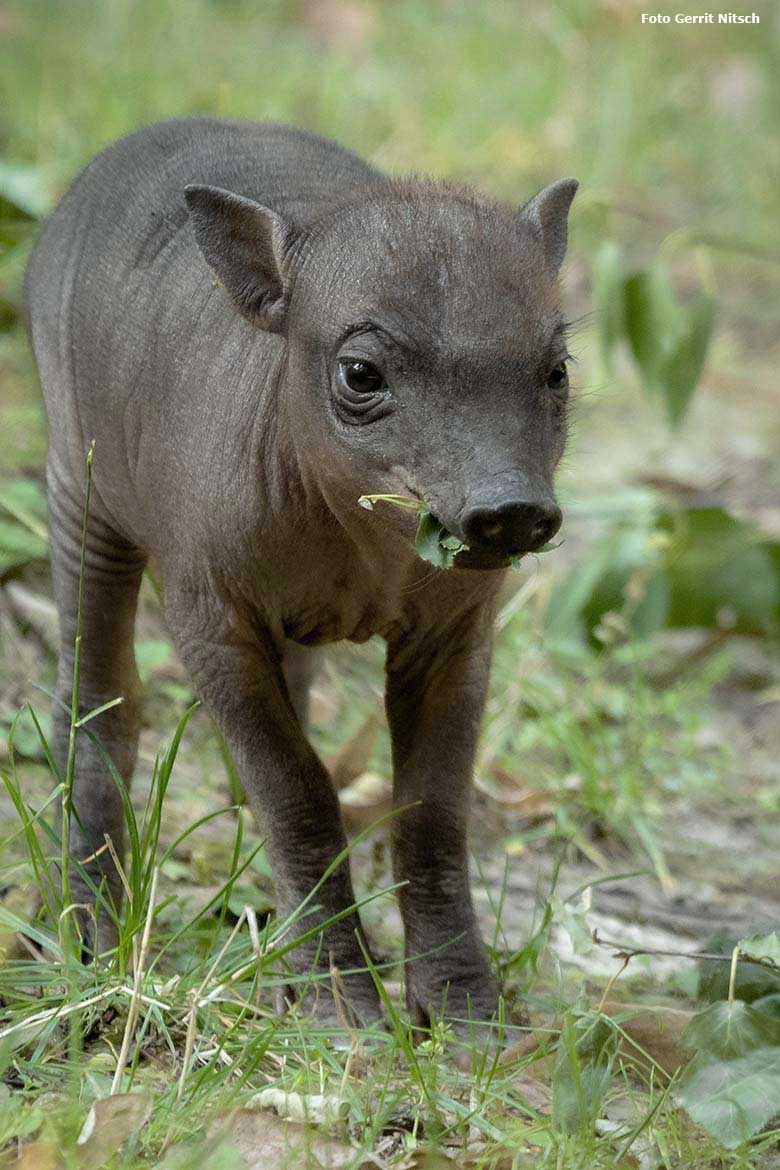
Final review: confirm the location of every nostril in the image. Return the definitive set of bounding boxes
[463,510,507,546]
[531,510,561,548]
[532,506,563,548]
[462,499,561,553]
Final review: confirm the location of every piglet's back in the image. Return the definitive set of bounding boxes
[24,118,385,530]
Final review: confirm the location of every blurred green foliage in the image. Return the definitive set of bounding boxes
[547,503,780,646]
[1,0,778,647]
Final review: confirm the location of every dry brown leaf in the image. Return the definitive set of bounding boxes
[602,999,694,1076]
[498,1027,548,1066]
[486,769,554,819]
[509,1070,552,1115]
[403,1150,457,1169]
[224,1109,357,1170]
[12,1142,60,1170]
[329,712,380,790]
[76,1092,153,1168]
[339,771,393,833]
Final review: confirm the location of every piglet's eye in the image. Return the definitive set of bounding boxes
[547,362,568,391]
[339,359,385,396]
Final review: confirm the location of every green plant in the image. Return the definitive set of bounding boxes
[547,503,780,647]
[676,934,780,1148]
[593,240,716,428]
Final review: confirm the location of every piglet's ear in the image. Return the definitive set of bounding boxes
[520,178,578,276]
[185,184,293,332]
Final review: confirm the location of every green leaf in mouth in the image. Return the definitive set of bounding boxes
[414,511,467,568]
[358,493,563,570]
[357,493,467,568]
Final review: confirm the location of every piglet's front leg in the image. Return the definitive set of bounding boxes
[168,587,383,1029]
[386,601,500,1049]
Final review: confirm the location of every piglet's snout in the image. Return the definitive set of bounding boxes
[461,497,562,555]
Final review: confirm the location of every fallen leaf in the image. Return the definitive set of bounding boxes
[328,712,380,790]
[220,1109,357,1169]
[509,1070,552,1115]
[498,1028,549,1065]
[13,1142,60,1170]
[404,1150,457,1168]
[602,999,694,1076]
[76,1092,153,1168]
[488,771,555,818]
[339,771,392,833]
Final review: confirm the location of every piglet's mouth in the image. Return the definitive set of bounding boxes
[449,545,513,571]
[417,513,520,572]
[357,492,530,572]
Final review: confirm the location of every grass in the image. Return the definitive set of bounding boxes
[0,704,723,1168]
[1,0,780,1166]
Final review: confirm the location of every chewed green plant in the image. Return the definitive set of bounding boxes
[358,493,561,571]
[358,492,469,568]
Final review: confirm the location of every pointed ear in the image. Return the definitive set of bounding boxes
[184,184,293,331]
[520,178,578,276]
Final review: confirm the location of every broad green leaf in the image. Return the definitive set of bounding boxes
[752,995,780,1022]
[623,266,678,389]
[740,932,780,965]
[682,1000,780,1060]
[548,505,780,648]
[676,1046,780,1149]
[414,511,466,569]
[623,264,715,428]
[658,292,715,426]
[0,1093,44,1146]
[0,478,48,532]
[547,517,668,645]
[592,240,624,375]
[660,507,780,636]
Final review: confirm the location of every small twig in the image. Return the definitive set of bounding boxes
[598,953,631,1014]
[0,987,118,1043]
[177,991,199,1102]
[329,950,358,1040]
[594,930,780,974]
[102,833,133,904]
[192,908,247,1008]
[110,865,159,1095]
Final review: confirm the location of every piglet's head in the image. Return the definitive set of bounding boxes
[185,176,577,569]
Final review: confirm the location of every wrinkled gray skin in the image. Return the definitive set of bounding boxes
[25,118,576,1042]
